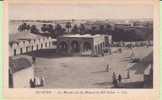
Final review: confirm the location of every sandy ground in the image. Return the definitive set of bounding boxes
[33,47,153,88]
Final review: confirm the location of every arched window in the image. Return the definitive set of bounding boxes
[36,45,39,50]
[71,41,80,53]
[83,42,92,51]
[20,48,23,54]
[58,41,68,53]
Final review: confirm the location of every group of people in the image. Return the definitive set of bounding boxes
[112,70,130,88]
[29,76,45,88]
[105,64,122,87]
[112,72,122,88]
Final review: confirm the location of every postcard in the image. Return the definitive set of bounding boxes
[3,0,160,100]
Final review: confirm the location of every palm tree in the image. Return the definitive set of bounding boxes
[79,24,86,35]
[105,24,112,35]
[71,24,79,34]
[26,24,30,31]
[65,22,72,33]
[41,24,47,33]
[99,25,105,34]
[47,24,54,33]
[18,23,28,32]
[91,26,97,35]
[55,24,64,37]
[30,25,40,34]
[18,24,23,32]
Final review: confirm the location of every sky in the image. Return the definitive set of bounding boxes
[9,4,153,20]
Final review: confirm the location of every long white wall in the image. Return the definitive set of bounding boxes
[10,37,57,56]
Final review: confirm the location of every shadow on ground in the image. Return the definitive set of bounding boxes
[25,49,71,59]
[113,81,144,88]
[25,49,95,59]
[128,51,153,74]
[91,70,109,74]
[93,81,112,86]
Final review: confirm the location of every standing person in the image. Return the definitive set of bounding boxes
[40,76,45,87]
[29,79,34,88]
[32,56,36,64]
[34,77,38,87]
[112,72,118,88]
[127,70,130,79]
[118,74,122,83]
[113,78,118,88]
[36,77,41,87]
[33,77,36,88]
[106,64,109,72]
[112,72,116,80]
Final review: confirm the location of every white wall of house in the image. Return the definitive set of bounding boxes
[13,67,34,88]
[16,48,20,55]
[10,37,55,56]
[93,35,105,46]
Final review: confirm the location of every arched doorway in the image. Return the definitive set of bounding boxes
[26,47,28,52]
[58,41,68,53]
[45,43,47,48]
[31,46,34,51]
[36,45,39,50]
[71,40,80,53]
[20,48,23,54]
[41,44,43,48]
[83,42,92,51]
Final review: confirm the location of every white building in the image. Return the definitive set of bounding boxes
[9,57,34,88]
[57,34,112,56]
[9,35,55,56]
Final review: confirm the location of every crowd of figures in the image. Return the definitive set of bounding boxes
[29,56,46,88]
[112,72,130,88]
[29,76,45,88]
[112,41,153,48]
[105,64,130,88]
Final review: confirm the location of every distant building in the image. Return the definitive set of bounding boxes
[9,57,34,88]
[9,33,56,56]
[57,34,112,56]
[114,23,133,29]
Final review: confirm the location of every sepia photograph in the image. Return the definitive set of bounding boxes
[7,3,155,89]
[2,0,161,99]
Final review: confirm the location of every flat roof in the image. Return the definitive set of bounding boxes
[9,32,44,42]
[62,34,104,38]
